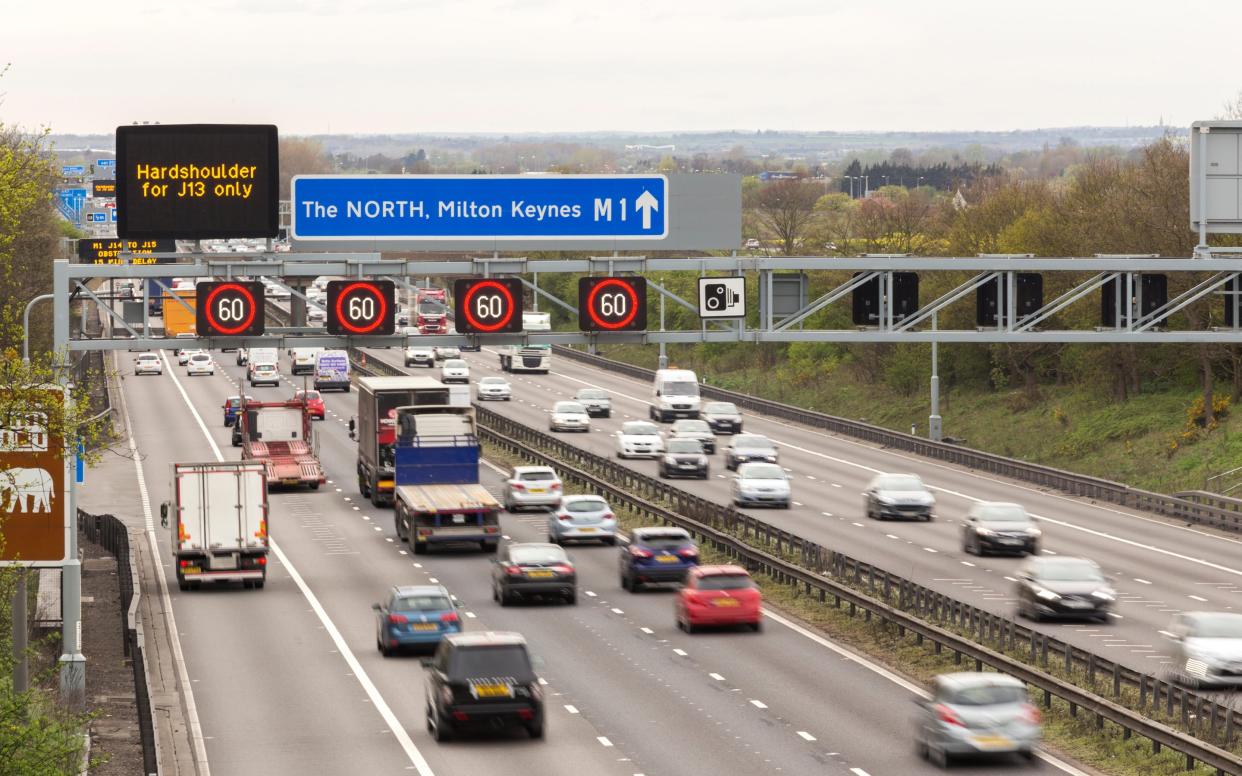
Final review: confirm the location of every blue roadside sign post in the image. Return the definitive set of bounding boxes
[291,175,668,240]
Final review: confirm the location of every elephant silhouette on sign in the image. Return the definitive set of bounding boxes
[0,467,54,513]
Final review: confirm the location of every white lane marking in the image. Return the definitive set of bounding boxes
[961,561,976,567]
[598,736,614,747]
[586,591,598,597]
[923,547,938,553]
[852,522,864,527]
[797,731,816,741]
[640,627,654,635]
[1189,594,1208,602]
[162,353,438,776]
[850,769,870,776]
[565,704,579,714]
[710,673,725,681]
[131,355,212,775]
[465,612,477,619]
[885,534,899,540]
[673,648,688,657]
[821,512,833,517]
[749,699,768,709]
[1135,578,1152,585]
[611,607,625,615]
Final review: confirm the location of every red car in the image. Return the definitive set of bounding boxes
[295,389,325,420]
[675,565,763,633]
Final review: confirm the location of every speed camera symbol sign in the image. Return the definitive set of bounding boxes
[698,276,746,319]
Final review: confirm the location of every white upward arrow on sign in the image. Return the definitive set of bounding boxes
[635,190,659,230]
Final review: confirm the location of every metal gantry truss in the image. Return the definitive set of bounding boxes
[54,253,1242,353]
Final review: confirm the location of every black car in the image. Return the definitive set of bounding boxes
[620,527,698,591]
[962,502,1040,556]
[424,632,544,741]
[658,439,709,479]
[492,543,577,606]
[702,401,743,433]
[1015,556,1115,623]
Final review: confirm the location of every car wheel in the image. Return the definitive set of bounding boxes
[482,540,498,554]
[527,721,544,739]
[1019,748,1037,763]
[928,741,951,768]
[548,532,561,546]
[432,715,452,742]
[565,591,577,605]
[498,587,512,607]
[683,619,696,634]
[603,535,617,546]
[751,620,763,633]
[621,574,634,592]
[380,641,393,657]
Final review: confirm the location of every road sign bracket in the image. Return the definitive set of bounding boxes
[71,281,142,340]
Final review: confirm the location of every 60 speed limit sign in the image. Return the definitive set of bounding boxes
[453,278,524,334]
[327,280,396,335]
[195,281,266,337]
[578,276,647,332]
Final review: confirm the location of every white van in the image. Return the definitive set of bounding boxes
[650,368,701,422]
[291,347,322,376]
[314,349,351,392]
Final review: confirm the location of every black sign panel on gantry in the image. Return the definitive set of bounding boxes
[453,278,524,334]
[578,276,648,332]
[195,281,266,337]
[116,124,279,240]
[327,280,396,336]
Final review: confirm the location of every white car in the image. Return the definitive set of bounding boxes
[440,359,470,384]
[307,306,326,324]
[433,345,461,361]
[133,353,163,375]
[477,376,512,401]
[733,462,792,509]
[177,348,205,366]
[549,401,590,433]
[249,363,280,387]
[405,346,435,368]
[616,421,665,459]
[186,352,215,376]
[503,466,563,512]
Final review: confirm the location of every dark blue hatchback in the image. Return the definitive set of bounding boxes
[620,527,699,592]
[222,396,242,427]
[373,584,462,655]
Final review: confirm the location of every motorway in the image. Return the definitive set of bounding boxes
[418,345,1242,699]
[109,346,1086,775]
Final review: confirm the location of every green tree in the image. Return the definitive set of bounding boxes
[749,180,822,255]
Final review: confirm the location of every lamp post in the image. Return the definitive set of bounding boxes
[23,294,54,364]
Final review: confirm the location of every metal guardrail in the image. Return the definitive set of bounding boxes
[552,345,1242,534]
[1176,491,1242,516]
[78,510,158,776]
[473,409,1241,774]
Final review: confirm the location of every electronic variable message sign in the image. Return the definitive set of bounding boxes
[116,124,279,240]
[326,280,396,335]
[453,278,524,334]
[195,282,266,337]
[75,238,176,264]
[92,179,116,198]
[578,276,648,332]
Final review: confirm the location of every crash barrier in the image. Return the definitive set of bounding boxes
[551,345,1242,534]
[78,510,158,776]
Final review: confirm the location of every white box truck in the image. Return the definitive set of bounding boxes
[161,460,270,591]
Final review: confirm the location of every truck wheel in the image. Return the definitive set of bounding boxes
[413,540,427,555]
[309,481,320,490]
[178,580,189,592]
[394,514,407,541]
[370,490,386,508]
[359,475,371,498]
[481,540,498,554]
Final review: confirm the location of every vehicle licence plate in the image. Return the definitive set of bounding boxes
[999,538,1021,545]
[577,527,595,532]
[656,555,679,564]
[971,734,1012,750]
[182,567,201,575]
[452,515,466,524]
[713,598,740,607]
[526,570,555,579]
[529,488,545,494]
[1064,599,1091,609]
[473,684,511,698]
[411,624,437,631]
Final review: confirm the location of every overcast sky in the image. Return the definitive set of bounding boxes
[4,0,1240,135]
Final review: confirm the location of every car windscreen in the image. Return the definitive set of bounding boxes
[509,546,568,565]
[518,470,556,481]
[668,440,702,453]
[880,475,924,491]
[704,402,737,414]
[663,382,699,396]
[622,424,659,436]
[697,574,754,591]
[577,389,607,400]
[977,505,1028,522]
[555,402,585,414]
[945,684,1026,706]
[741,464,785,479]
[449,645,533,680]
[564,499,606,513]
[1188,614,1242,638]
[735,436,773,450]
[1034,561,1104,582]
[394,594,452,612]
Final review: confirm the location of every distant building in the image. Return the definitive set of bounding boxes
[759,171,803,182]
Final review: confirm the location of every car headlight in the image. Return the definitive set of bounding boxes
[1091,590,1115,601]
[976,527,996,537]
[877,496,895,505]
[664,455,676,464]
[1035,588,1061,601]
[1026,527,1042,536]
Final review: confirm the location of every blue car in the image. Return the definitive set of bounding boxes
[620,526,699,592]
[373,585,461,656]
[222,396,242,427]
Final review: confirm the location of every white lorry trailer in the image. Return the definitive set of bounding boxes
[162,460,270,591]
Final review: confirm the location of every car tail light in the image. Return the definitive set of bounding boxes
[629,547,653,558]
[440,612,459,624]
[255,556,267,566]
[677,547,698,558]
[517,708,534,720]
[178,559,191,568]
[550,482,562,491]
[387,613,408,625]
[505,565,523,576]
[551,564,574,575]
[558,513,573,521]
[602,512,615,521]
[1021,704,1041,725]
[511,483,526,491]
[934,704,964,727]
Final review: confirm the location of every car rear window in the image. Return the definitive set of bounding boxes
[519,470,556,482]
[510,546,569,564]
[303,391,321,400]
[944,685,1026,706]
[450,645,533,680]
[637,535,693,551]
[564,498,606,513]
[394,594,452,612]
[697,574,754,590]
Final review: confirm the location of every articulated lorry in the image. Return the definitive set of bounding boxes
[237,399,325,489]
[391,405,501,555]
[161,460,269,591]
[352,375,455,507]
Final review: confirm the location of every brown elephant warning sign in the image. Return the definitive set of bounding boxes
[0,388,67,563]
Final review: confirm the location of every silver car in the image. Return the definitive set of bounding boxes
[863,473,935,521]
[476,376,512,401]
[732,462,791,508]
[1167,611,1242,688]
[915,673,1040,766]
[724,434,778,470]
[503,466,563,512]
[547,494,617,545]
[669,419,716,454]
[549,401,591,433]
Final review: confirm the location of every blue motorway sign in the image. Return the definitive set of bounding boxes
[96,159,116,168]
[62,165,85,176]
[291,175,668,241]
[88,213,106,222]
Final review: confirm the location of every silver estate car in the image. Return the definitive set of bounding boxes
[914,672,1041,767]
